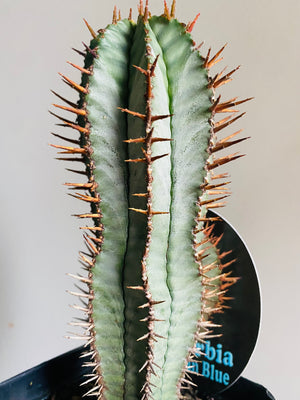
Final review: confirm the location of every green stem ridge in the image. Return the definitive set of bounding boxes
[51,3,249,399]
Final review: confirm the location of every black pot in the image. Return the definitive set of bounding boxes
[0,213,274,400]
[0,346,275,400]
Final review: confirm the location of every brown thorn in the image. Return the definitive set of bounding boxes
[220,296,235,301]
[133,64,148,76]
[129,208,147,215]
[125,157,147,163]
[127,286,144,291]
[83,19,97,39]
[52,103,87,116]
[66,168,87,176]
[124,137,146,143]
[139,360,149,373]
[124,137,172,144]
[132,193,148,197]
[153,332,167,339]
[112,6,118,24]
[151,137,173,143]
[74,213,101,219]
[67,273,92,284]
[79,252,95,266]
[144,0,149,22]
[199,195,228,206]
[221,259,237,269]
[196,41,204,50]
[218,129,243,144]
[214,115,232,129]
[164,0,171,19]
[67,290,93,300]
[50,143,86,154]
[210,66,241,89]
[208,57,224,69]
[211,172,230,180]
[118,107,146,120]
[194,224,214,235]
[210,95,221,113]
[82,42,98,58]
[140,316,165,322]
[203,273,226,284]
[194,238,211,249]
[150,55,159,77]
[79,350,97,358]
[54,148,86,156]
[214,113,245,133]
[56,121,90,134]
[72,281,90,295]
[152,361,162,369]
[51,132,80,145]
[150,153,169,163]
[186,13,200,33]
[86,235,103,245]
[138,0,144,15]
[80,374,99,386]
[181,378,197,387]
[208,153,244,170]
[221,273,239,283]
[197,217,221,222]
[138,302,150,309]
[208,189,231,196]
[69,192,99,203]
[212,233,224,247]
[151,113,173,122]
[206,43,227,69]
[151,300,166,305]
[215,96,238,109]
[118,10,121,21]
[55,157,84,162]
[219,250,233,259]
[67,61,91,75]
[211,136,250,153]
[211,65,227,84]
[50,90,77,108]
[215,97,254,113]
[72,47,86,57]
[64,182,95,190]
[137,333,149,341]
[202,262,219,274]
[203,47,211,68]
[206,202,226,209]
[202,181,231,190]
[65,335,90,341]
[49,110,74,125]
[58,73,88,94]
[171,0,176,18]
[201,224,215,236]
[80,226,103,233]
[129,8,133,20]
[83,385,102,397]
[84,234,99,255]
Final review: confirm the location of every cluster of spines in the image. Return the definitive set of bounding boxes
[177,42,251,396]
[122,46,172,400]
[51,2,251,399]
[50,19,106,398]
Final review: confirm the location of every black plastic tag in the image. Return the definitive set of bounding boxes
[189,211,261,398]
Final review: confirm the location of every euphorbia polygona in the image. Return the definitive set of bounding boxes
[51,1,251,399]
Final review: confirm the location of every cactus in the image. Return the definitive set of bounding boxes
[51,1,251,399]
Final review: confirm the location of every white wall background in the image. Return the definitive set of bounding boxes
[0,1,299,399]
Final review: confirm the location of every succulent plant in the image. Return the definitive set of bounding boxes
[51,1,251,399]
